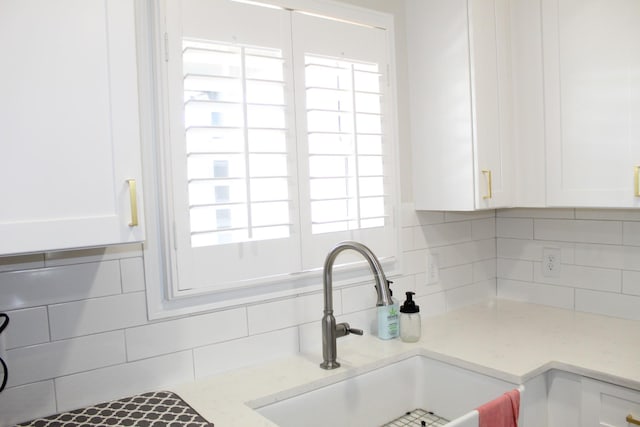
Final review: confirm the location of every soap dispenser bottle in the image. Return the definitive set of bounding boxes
[377,280,399,340]
[400,291,421,342]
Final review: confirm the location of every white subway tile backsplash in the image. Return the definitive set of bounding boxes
[532,263,622,293]
[497,217,534,239]
[126,308,247,361]
[575,209,640,221]
[54,351,194,413]
[194,328,299,379]
[623,221,640,246]
[446,281,494,311]
[415,280,446,297]
[473,259,497,282]
[534,219,622,244]
[415,210,445,226]
[402,248,427,275]
[472,218,496,240]
[497,258,533,282]
[0,261,122,312]
[340,275,413,315]
[7,331,126,387]
[401,227,415,251]
[341,283,379,313]
[438,264,473,290]
[415,221,472,249]
[0,381,56,426]
[497,208,574,219]
[622,270,640,296]
[575,289,640,321]
[44,244,143,267]
[574,243,626,269]
[248,292,330,335]
[0,254,45,273]
[415,292,447,318]
[497,238,536,260]
[120,257,145,293]
[444,210,495,222]
[497,279,574,310]
[623,246,640,271]
[497,238,575,264]
[338,308,378,344]
[298,318,322,354]
[390,275,416,300]
[401,203,419,227]
[4,307,50,349]
[49,292,148,340]
[495,209,640,322]
[434,239,495,268]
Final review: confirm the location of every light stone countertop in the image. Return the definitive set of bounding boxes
[172,299,640,426]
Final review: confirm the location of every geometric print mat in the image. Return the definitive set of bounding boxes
[17,390,214,427]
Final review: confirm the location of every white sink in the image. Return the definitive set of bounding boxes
[251,355,521,427]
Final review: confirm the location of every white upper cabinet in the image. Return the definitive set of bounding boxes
[542,0,640,207]
[406,0,514,211]
[0,0,145,255]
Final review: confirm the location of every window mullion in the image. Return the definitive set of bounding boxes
[240,46,253,239]
[349,63,361,230]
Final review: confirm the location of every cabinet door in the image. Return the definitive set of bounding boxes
[406,0,476,211]
[543,0,640,207]
[469,0,514,209]
[407,0,513,211]
[581,378,640,427]
[0,0,144,255]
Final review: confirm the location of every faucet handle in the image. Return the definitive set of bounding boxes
[347,327,364,336]
[336,322,364,338]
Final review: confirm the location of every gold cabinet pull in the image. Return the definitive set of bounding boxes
[635,166,640,197]
[482,170,492,200]
[127,179,139,227]
[628,414,640,425]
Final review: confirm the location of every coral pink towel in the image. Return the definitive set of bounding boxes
[477,389,520,427]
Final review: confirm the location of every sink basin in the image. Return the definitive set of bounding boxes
[251,355,521,427]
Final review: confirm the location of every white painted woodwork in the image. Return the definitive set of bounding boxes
[0,0,145,255]
[542,0,640,207]
[406,0,514,211]
[582,377,640,427]
[510,0,546,207]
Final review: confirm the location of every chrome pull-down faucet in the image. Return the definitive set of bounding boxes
[320,241,392,370]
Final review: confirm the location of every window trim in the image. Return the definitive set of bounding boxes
[136,0,403,319]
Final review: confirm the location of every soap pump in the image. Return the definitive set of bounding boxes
[400,291,421,342]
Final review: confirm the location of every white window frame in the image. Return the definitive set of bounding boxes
[136,0,402,319]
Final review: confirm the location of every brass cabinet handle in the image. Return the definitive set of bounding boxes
[635,166,640,197]
[127,179,139,227]
[482,170,492,200]
[628,414,640,426]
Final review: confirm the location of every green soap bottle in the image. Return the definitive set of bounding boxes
[377,280,399,339]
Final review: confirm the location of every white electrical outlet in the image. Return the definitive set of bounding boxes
[426,254,440,284]
[542,247,561,277]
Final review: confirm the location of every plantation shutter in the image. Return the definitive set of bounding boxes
[166,0,300,292]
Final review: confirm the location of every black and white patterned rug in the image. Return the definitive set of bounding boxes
[18,390,214,427]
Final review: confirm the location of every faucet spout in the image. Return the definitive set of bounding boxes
[320,241,392,370]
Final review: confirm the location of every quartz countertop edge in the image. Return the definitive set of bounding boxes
[171,299,640,427]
